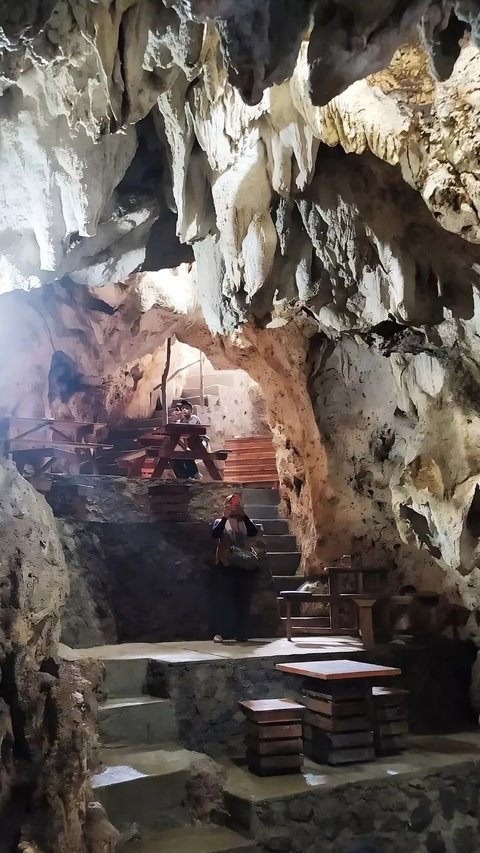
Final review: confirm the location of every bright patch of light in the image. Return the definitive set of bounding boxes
[139,263,196,314]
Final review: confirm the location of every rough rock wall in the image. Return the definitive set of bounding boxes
[0,265,200,421]
[0,460,114,852]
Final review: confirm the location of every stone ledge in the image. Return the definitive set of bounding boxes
[224,733,480,853]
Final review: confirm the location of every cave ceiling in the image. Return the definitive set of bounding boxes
[3,1,480,582]
[0,0,479,320]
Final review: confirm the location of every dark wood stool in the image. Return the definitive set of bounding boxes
[372,686,409,755]
[239,699,304,776]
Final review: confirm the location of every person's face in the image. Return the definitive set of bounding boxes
[181,405,191,419]
[227,495,243,516]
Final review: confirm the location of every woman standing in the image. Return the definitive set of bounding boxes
[211,494,259,643]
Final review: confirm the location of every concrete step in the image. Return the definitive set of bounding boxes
[245,504,278,519]
[252,519,289,535]
[202,371,236,387]
[242,488,279,506]
[267,552,301,575]
[175,394,219,407]
[181,384,223,398]
[273,575,303,593]
[124,826,258,853]
[262,534,296,551]
[91,746,193,832]
[104,658,148,699]
[98,697,177,746]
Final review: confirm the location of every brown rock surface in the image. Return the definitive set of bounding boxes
[0,459,114,851]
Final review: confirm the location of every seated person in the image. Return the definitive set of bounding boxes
[170,400,202,479]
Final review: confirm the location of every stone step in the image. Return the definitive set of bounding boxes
[98,697,177,746]
[104,658,148,699]
[266,553,301,575]
[174,394,219,407]
[273,575,303,593]
[262,534,297,551]
[124,826,258,853]
[245,504,278,519]
[181,384,222,398]
[242,488,279,506]
[252,519,289,535]
[91,746,194,832]
[201,371,236,387]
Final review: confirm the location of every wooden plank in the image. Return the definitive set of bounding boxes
[305,711,370,734]
[304,728,374,749]
[245,737,303,756]
[239,699,304,721]
[375,706,407,723]
[374,734,408,755]
[245,721,302,741]
[377,720,409,737]
[305,743,375,766]
[246,752,303,773]
[372,686,410,705]
[276,660,401,680]
[304,696,369,718]
[303,682,370,702]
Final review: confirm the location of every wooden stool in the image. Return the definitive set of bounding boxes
[372,687,409,755]
[239,699,304,776]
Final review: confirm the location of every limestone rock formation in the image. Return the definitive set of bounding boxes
[0,459,112,851]
[2,3,480,635]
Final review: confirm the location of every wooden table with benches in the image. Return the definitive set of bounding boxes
[127,423,227,480]
[0,416,109,475]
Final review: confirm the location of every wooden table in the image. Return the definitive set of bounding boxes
[136,423,223,480]
[276,659,402,765]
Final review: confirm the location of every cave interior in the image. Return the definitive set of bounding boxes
[3,1,480,852]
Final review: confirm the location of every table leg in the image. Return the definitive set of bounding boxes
[286,599,292,642]
[190,436,222,481]
[353,598,377,647]
[329,572,341,632]
[152,436,177,479]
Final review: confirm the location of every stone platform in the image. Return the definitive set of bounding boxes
[63,636,477,757]
[224,731,480,853]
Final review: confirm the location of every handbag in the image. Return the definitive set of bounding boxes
[228,545,259,572]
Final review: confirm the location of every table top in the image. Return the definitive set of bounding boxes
[165,423,207,434]
[275,659,401,680]
[321,565,388,574]
[239,699,305,713]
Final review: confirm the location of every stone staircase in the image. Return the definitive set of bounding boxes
[242,487,303,629]
[92,657,257,852]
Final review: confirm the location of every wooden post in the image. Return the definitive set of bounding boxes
[199,351,205,406]
[161,337,172,426]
